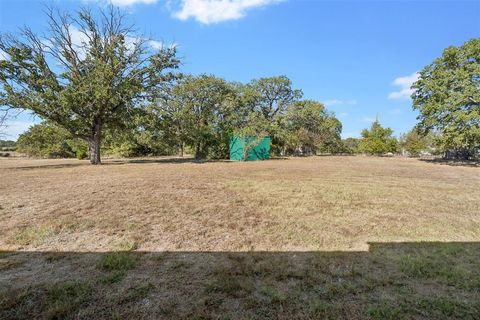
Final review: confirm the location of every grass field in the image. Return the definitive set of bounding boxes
[1,156,479,319]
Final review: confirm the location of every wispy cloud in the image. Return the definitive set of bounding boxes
[83,0,159,6]
[1,120,38,140]
[338,112,348,118]
[172,0,284,24]
[388,72,419,100]
[0,50,9,60]
[44,26,173,63]
[360,116,376,123]
[323,99,357,107]
[147,39,178,50]
[111,0,159,5]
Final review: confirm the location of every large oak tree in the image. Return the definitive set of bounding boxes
[0,7,179,164]
[412,38,480,158]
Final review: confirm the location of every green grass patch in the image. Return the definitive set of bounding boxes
[310,300,342,319]
[122,283,155,303]
[398,254,469,286]
[101,270,126,284]
[99,252,136,285]
[259,286,286,304]
[44,280,91,319]
[413,296,480,319]
[11,226,55,246]
[367,303,403,320]
[99,252,136,272]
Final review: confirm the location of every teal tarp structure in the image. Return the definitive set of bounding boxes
[229,136,270,161]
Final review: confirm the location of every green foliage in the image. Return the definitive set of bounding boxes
[341,138,360,154]
[45,280,91,319]
[0,139,15,149]
[16,122,87,158]
[10,72,344,160]
[399,129,437,157]
[76,149,87,160]
[358,120,398,155]
[99,107,177,157]
[155,74,238,159]
[0,7,179,164]
[243,75,303,120]
[282,100,342,155]
[367,304,403,320]
[100,252,136,272]
[412,38,480,156]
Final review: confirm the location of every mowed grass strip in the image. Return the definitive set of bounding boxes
[0,156,479,318]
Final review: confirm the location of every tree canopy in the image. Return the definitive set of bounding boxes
[358,120,398,155]
[0,7,179,164]
[412,38,480,157]
[282,100,342,154]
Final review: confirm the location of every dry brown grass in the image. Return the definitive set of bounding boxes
[0,156,479,319]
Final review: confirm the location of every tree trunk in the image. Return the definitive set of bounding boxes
[88,121,102,165]
[178,142,184,157]
[195,142,202,160]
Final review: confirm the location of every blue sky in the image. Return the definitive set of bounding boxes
[1,0,479,139]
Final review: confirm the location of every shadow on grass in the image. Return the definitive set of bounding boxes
[418,158,480,168]
[1,242,479,319]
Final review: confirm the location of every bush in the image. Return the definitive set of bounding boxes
[76,149,87,160]
[16,123,87,158]
[358,121,398,155]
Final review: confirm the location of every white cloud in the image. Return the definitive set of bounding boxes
[172,0,283,24]
[111,0,159,5]
[147,40,178,50]
[83,0,159,6]
[1,120,38,140]
[338,112,348,118]
[388,72,419,100]
[148,40,164,50]
[0,50,9,60]
[69,26,91,60]
[323,99,357,107]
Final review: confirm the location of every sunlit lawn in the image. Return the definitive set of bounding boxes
[1,156,479,319]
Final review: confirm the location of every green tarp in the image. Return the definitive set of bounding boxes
[229,136,270,161]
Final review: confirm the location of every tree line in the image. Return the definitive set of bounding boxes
[11,74,344,160]
[0,7,478,163]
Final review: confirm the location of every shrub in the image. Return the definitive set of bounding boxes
[16,123,87,158]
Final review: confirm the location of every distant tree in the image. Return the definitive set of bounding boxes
[283,100,342,154]
[399,129,435,157]
[0,7,179,164]
[244,76,302,120]
[0,139,16,148]
[16,122,87,158]
[162,75,236,160]
[101,110,176,158]
[240,76,302,154]
[153,85,190,157]
[341,138,360,154]
[412,38,480,159]
[0,138,16,153]
[358,120,398,155]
